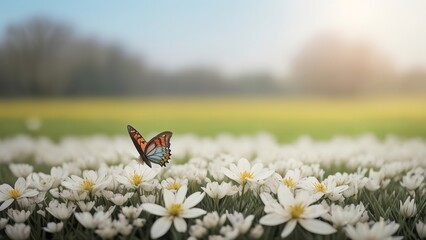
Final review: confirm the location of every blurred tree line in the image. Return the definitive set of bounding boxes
[290,34,426,95]
[0,17,425,97]
[0,17,280,97]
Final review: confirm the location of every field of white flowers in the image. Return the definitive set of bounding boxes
[0,133,425,239]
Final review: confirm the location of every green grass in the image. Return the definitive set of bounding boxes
[0,118,425,142]
[0,96,425,141]
[0,97,425,239]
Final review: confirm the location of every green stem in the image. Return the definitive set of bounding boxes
[239,183,246,211]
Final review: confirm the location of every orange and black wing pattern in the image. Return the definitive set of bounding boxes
[127,125,148,157]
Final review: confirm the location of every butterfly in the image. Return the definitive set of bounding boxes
[127,125,172,168]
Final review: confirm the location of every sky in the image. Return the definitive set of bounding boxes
[1,1,426,78]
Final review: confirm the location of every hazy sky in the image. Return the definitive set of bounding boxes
[1,1,426,77]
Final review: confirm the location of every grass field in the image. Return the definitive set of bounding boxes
[1,97,425,240]
[0,96,425,141]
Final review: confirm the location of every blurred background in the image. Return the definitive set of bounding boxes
[0,1,425,141]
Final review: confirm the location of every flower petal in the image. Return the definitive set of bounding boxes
[251,163,263,174]
[299,219,336,235]
[181,208,206,218]
[173,217,187,232]
[0,184,12,196]
[115,175,131,186]
[281,219,297,238]
[237,158,251,171]
[15,177,26,190]
[302,205,328,219]
[334,185,349,193]
[222,167,239,183]
[253,169,274,181]
[142,203,168,216]
[151,216,172,239]
[183,192,204,209]
[260,213,288,226]
[163,189,174,208]
[175,185,187,204]
[0,198,14,211]
[21,189,39,198]
[277,185,294,207]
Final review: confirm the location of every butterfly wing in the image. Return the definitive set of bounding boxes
[127,125,152,167]
[144,131,173,167]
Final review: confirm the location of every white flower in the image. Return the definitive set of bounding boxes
[109,192,134,206]
[74,206,115,229]
[0,218,8,229]
[201,181,238,199]
[208,235,226,240]
[49,188,60,199]
[101,190,114,199]
[140,194,156,203]
[115,162,158,189]
[132,218,146,227]
[45,200,75,221]
[43,222,63,233]
[0,177,39,211]
[222,158,274,185]
[416,221,426,239]
[77,201,95,212]
[259,185,336,238]
[322,203,368,228]
[161,177,188,192]
[250,224,264,239]
[121,205,143,219]
[345,219,402,240]
[142,185,206,239]
[5,223,31,240]
[59,189,88,201]
[220,225,239,240]
[61,170,111,194]
[342,172,368,198]
[279,169,302,190]
[9,164,33,178]
[50,166,68,188]
[202,211,226,229]
[189,224,207,238]
[17,191,45,210]
[365,170,390,192]
[113,214,133,236]
[400,196,417,218]
[27,173,54,192]
[299,176,348,201]
[400,173,424,192]
[7,209,31,223]
[226,211,254,234]
[95,219,119,239]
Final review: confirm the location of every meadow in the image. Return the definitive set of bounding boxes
[0,96,425,141]
[0,97,425,240]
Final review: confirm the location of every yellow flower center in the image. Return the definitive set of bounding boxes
[130,174,143,186]
[314,182,327,193]
[289,202,305,218]
[283,177,296,189]
[240,171,253,183]
[8,188,21,199]
[166,182,181,190]
[168,203,183,216]
[81,178,95,191]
